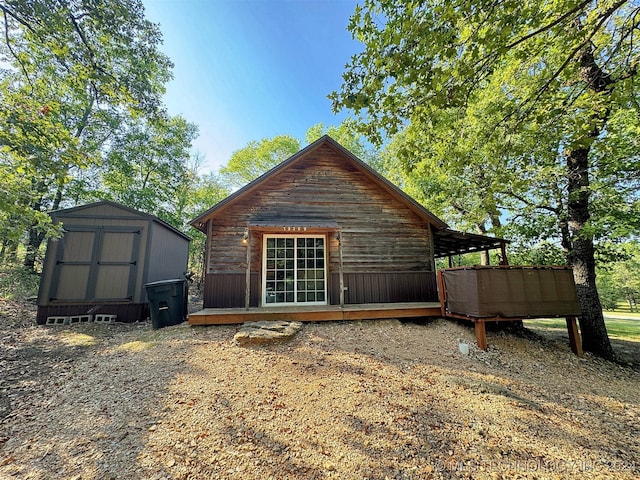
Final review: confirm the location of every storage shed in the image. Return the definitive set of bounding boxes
[37,201,190,325]
[189,135,507,320]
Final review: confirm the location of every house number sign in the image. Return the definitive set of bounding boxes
[282,227,307,232]
[282,226,308,232]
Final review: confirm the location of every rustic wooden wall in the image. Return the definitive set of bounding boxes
[203,143,438,307]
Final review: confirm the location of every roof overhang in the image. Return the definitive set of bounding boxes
[248,221,340,234]
[433,228,509,258]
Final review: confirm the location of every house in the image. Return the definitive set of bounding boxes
[189,135,506,321]
[37,201,190,325]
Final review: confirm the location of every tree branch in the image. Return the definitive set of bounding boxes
[501,188,561,215]
[2,9,33,92]
[466,0,593,76]
[504,0,593,52]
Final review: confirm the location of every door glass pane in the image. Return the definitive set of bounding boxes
[265,236,295,304]
[264,235,326,305]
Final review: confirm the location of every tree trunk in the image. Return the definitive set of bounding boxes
[1,239,19,263]
[565,146,615,359]
[559,30,618,360]
[23,179,64,272]
[23,226,46,272]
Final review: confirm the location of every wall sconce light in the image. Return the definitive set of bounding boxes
[242,229,249,244]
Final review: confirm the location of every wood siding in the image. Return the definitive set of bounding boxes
[329,272,438,304]
[206,144,435,289]
[204,273,261,308]
[204,272,438,308]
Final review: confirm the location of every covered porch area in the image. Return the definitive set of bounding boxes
[188,229,508,326]
[187,230,584,356]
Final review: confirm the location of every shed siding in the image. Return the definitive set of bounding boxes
[37,201,189,324]
[146,221,190,284]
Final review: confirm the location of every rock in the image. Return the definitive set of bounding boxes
[234,320,303,346]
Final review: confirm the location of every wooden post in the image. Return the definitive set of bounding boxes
[338,231,345,307]
[475,321,488,350]
[428,226,436,273]
[448,255,453,268]
[245,230,251,310]
[437,270,446,317]
[566,316,583,357]
[500,242,509,265]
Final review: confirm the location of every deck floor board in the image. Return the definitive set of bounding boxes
[188,302,442,325]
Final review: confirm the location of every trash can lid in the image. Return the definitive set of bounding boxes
[144,278,184,287]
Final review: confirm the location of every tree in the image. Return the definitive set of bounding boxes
[0,0,174,270]
[597,242,640,312]
[100,115,198,225]
[0,0,171,113]
[377,106,510,265]
[184,170,230,288]
[220,135,301,189]
[0,77,95,269]
[331,0,640,359]
[305,122,388,175]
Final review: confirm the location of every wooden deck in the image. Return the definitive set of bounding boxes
[188,302,442,325]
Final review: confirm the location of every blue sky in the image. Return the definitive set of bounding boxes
[143,0,362,173]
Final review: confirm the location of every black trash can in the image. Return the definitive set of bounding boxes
[145,279,187,329]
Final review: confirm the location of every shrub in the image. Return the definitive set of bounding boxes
[0,263,40,300]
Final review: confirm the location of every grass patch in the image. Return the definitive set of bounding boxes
[605,309,640,319]
[524,316,640,342]
[59,332,99,347]
[117,340,156,352]
[609,301,640,314]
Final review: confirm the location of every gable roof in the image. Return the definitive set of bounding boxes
[190,135,449,232]
[190,135,508,258]
[51,200,191,241]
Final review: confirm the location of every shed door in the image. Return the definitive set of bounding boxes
[51,227,140,303]
[262,235,327,306]
[52,230,96,302]
[92,231,139,301]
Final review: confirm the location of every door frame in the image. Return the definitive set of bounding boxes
[261,233,328,307]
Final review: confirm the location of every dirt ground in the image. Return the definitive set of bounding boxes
[0,298,638,480]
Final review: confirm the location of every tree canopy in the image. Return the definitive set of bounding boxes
[0,0,200,269]
[219,135,301,189]
[332,0,640,359]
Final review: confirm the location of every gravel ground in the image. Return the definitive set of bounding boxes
[1,298,638,479]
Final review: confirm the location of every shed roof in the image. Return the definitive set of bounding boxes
[190,135,507,257]
[433,228,509,259]
[51,200,191,241]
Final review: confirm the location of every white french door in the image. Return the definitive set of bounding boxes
[262,235,327,306]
